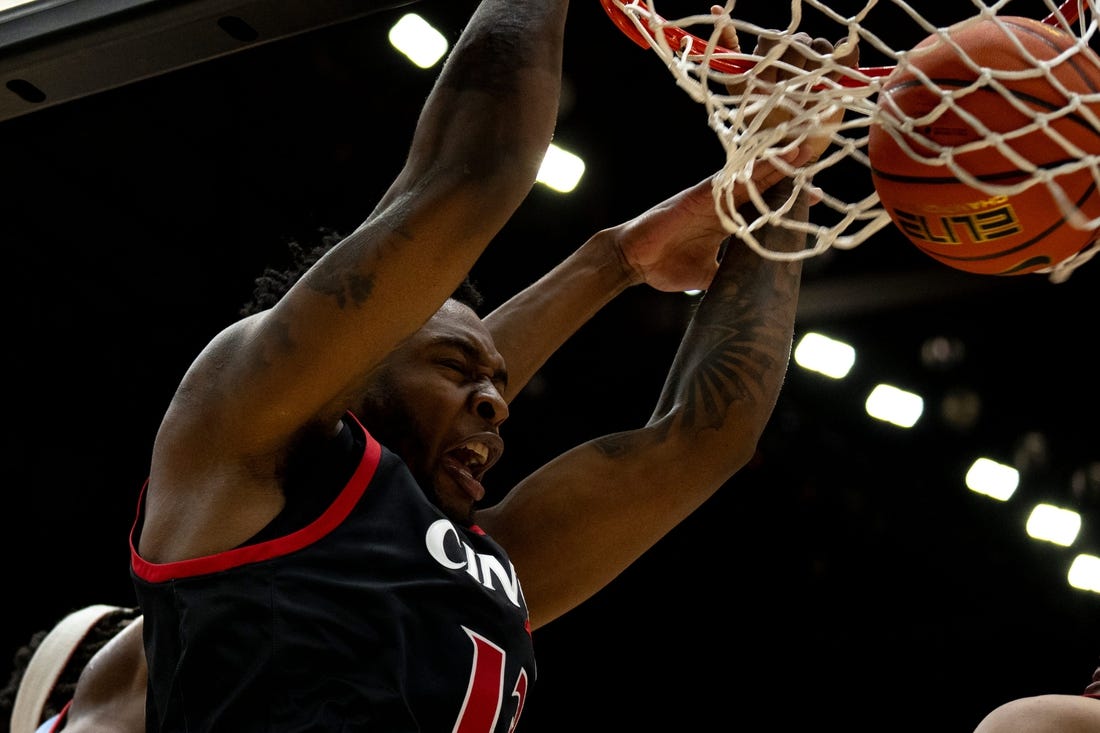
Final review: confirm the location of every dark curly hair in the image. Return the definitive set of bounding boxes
[239,227,483,317]
[0,607,141,733]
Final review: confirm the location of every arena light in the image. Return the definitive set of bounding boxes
[864,383,923,428]
[536,143,585,193]
[965,458,1019,501]
[794,332,855,379]
[1067,554,1100,593]
[388,13,448,68]
[1025,503,1081,547]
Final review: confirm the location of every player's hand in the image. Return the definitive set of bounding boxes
[713,5,859,163]
[773,33,857,163]
[1085,666,1100,697]
[613,145,807,293]
[711,4,741,55]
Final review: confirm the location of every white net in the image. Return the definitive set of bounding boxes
[603,0,1100,281]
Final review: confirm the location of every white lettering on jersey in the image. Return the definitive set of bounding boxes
[425,519,522,608]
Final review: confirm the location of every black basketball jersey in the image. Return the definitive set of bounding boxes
[130,413,536,732]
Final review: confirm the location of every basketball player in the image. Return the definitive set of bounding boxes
[126,0,845,729]
[0,160,808,733]
[1,1,854,731]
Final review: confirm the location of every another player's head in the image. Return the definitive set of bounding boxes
[1,605,141,733]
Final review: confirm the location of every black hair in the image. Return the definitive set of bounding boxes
[0,607,141,733]
[239,227,484,317]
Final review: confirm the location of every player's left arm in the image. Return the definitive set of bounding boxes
[478,179,807,631]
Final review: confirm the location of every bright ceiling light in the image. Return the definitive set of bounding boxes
[794,332,855,379]
[865,383,923,428]
[1026,503,1081,547]
[1067,554,1100,593]
[536,143,585,193]
[388,13,448,68]
[965,458,1019,501]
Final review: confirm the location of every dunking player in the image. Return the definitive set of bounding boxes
[125,1,845,731]
[126,0,838,730]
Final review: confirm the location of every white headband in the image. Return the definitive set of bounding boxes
[10,605,128,733]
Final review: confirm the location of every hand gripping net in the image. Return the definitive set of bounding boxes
[602,0,1100,282]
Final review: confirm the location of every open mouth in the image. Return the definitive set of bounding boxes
[447,434,503,476]
[450,440,491,473]
[441,435,503,502]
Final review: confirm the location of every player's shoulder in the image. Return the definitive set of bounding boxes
[972,693,1100,733]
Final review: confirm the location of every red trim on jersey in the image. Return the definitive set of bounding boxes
[130,414,382,582]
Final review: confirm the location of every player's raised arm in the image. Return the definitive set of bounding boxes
[143,0,568,562]
[229,0,567,445]
[479,175,809,629]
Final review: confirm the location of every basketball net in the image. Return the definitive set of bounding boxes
[603,0,1099,282]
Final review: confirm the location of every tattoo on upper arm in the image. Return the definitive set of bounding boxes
[592,431,642,459]
[306,244,376,309]
[317,271,375,309]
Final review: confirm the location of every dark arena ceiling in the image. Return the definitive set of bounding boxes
[1,1,1096,730]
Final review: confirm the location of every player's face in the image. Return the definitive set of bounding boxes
[362,300,508,524]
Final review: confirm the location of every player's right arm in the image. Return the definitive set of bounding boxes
[141,0,569,562]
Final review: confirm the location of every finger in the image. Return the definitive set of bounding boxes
[753,32,814,84]
[833,36,860,69]
[813,35,860,84]
[788,140,826,168]
[734,146,798,199]
[759,147,827,203]
[710,5,739,52]
[774,32,815,73]
[804,182,824,206]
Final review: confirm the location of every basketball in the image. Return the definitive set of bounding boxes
[868,16,1100,275]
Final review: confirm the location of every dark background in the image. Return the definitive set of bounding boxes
[1,0,1096,730]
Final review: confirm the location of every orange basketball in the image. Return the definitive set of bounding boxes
[868,16,1100,275]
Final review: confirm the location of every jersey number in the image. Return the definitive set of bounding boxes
[453,627,529,733]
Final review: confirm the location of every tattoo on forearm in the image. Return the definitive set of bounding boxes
[678,317,779,429]
[656,257,801,435]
